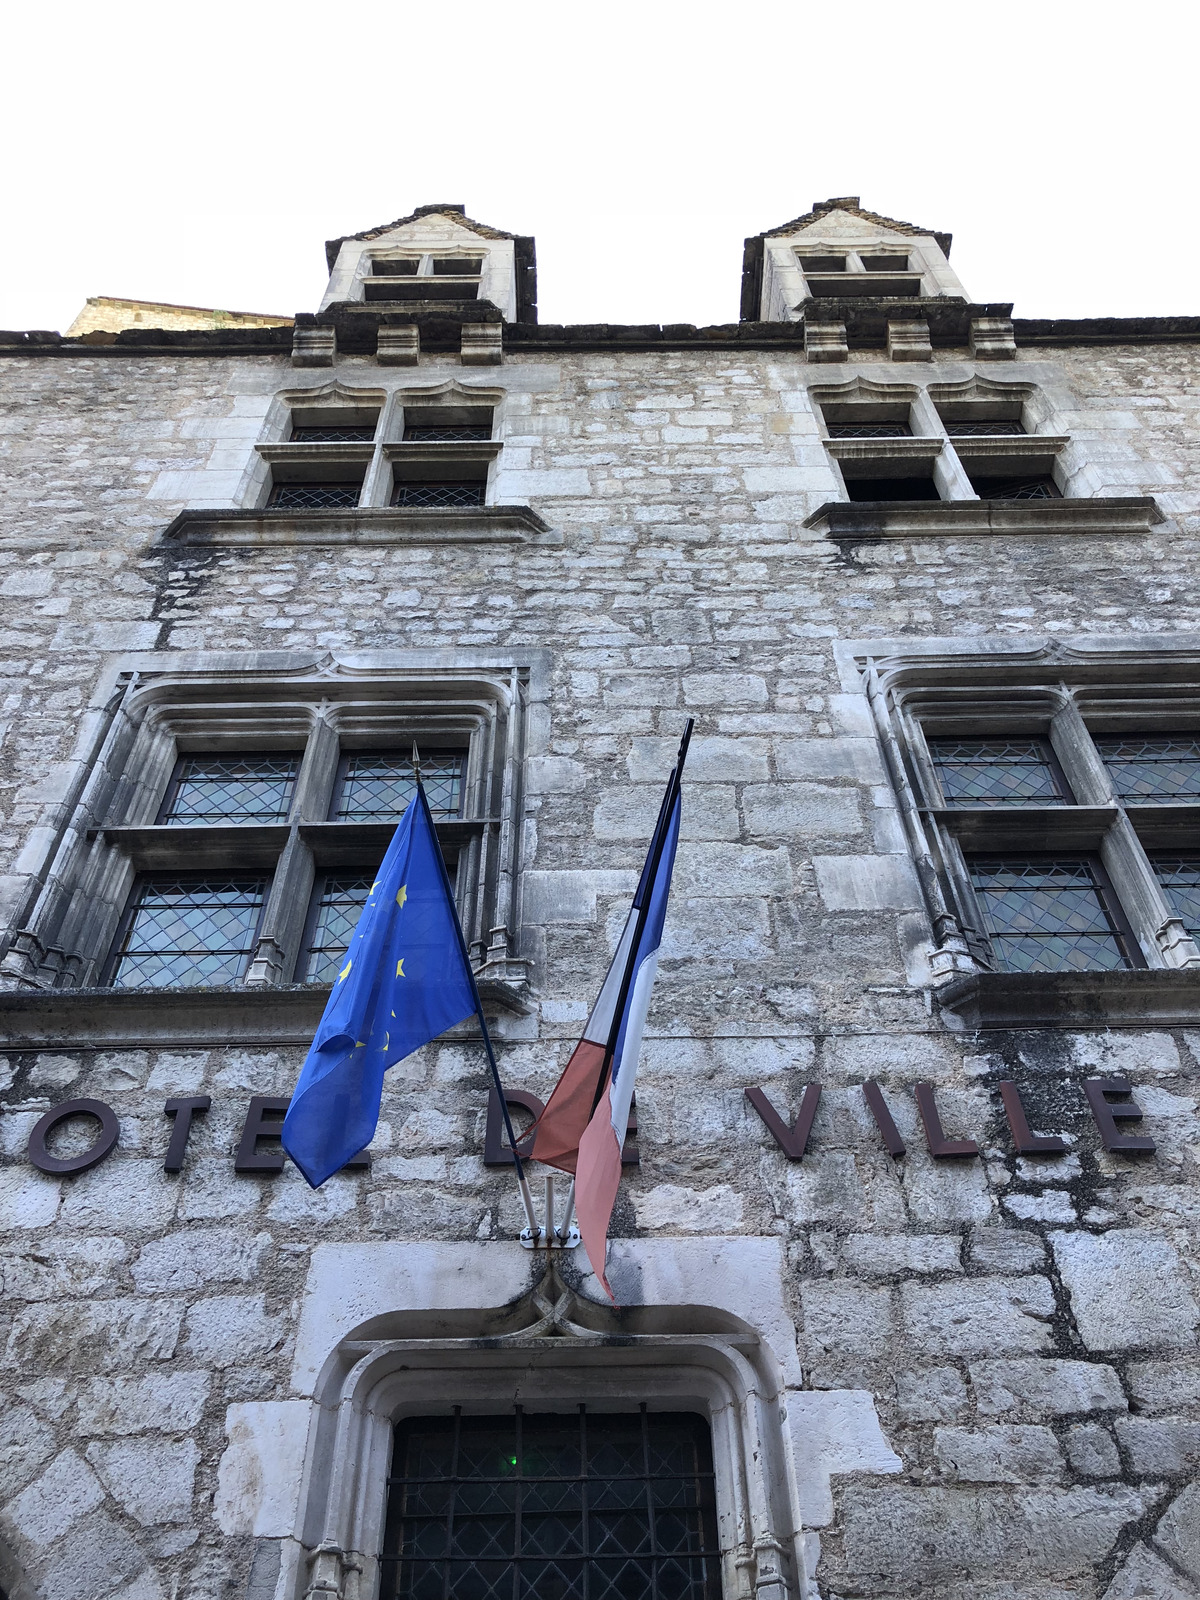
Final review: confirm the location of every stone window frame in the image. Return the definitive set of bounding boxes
[241,379,507,513]
[285,1285,804,1600]
[811,375,1069,504]
[0,650,541,1001]
[845,636,1200,985]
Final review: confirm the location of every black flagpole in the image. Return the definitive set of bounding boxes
[412,747,539,1236]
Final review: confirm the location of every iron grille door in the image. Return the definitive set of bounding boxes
[380,1408,722,1600]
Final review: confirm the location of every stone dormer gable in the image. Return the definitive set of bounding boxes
[741,196,966,322]
[761,196,952,256]
[321,204,537,324]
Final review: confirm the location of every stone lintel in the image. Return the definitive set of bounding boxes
[804,496,1164,540]
[937,969,1200,1030]
[157,505,552,550]
[0,981,531,1051]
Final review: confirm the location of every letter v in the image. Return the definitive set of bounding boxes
[745,1085,821,1160]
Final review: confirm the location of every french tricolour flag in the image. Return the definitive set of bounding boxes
[532,723,690,1298]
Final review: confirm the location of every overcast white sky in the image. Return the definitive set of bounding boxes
[3,0,1196,333]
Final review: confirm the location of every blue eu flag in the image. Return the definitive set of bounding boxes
[282,786,477,1187]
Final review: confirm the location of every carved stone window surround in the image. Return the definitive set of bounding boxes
[811,374,1079,503]
[285,1277,808,1600]
[0,652,545,1001]
[240,379,508,512]
[838,637,1200,995]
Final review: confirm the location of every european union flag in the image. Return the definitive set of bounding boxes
[282,785,476,1187]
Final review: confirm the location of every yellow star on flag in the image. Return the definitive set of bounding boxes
[396,958,405,977]
[396,883,408,909]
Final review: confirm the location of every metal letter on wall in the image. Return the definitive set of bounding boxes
[998,1081,1066,1155]
[745,1085,821,1160]
[483,1088,639,1167]
[862,1080,905,1156]
[163,1096,211,1173]
[1084,1077,1156,1153]
[235,1095,369,1174]
[28,1098,120,1175]
[914,1083,978,1158]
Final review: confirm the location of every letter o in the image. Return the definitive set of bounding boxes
[28,1098,119,1175]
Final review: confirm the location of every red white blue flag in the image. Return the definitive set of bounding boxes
[533,724,690,1297]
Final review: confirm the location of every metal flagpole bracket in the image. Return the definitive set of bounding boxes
[519,1173,581,1250]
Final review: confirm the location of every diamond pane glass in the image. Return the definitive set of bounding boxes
[403,424,492,442]
[393,482,485,507]
[968,476,1060,500]
[927,738,1069,806]
[269,482,361,508]
[162,753,298,824]
[1154,860,1200,937]
[299,875,373,984]
[825,422,913,438]
[334,752,464,821]
[1095,736,1200,803]
[970,859,1132,973]
[107,876,267,989]
[289,425,377,442]
[943,419,1025,436]
[380,1413,720,1600]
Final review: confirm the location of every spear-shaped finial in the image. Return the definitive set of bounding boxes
[411,742,423,787]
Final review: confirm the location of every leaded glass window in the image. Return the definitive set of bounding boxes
[825,422,913,438]
[404,423,493,442]
[105,875,268,988]
[290,424,377,442]
[158,754,299,824]
[332,753,465,821]
[967,476,1060,500]
[393,482,486,508]
[379,1408,721,1600]
[297,875,373,984]
[1154,860,1200,937]
[1095,736,1200,803]
[269,482,362,509]
[969,858,1136,973]
[942,419,1025,436]
[927,738,1071,807]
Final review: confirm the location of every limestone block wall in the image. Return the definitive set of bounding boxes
[0,339,1198,1600]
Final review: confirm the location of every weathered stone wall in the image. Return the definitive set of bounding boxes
[0,341,1198,1600]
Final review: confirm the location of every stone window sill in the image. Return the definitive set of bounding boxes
[159,505,553,549]
[0,980,531,1050]
[936,968,1200,1031]
[804,496,1163,540]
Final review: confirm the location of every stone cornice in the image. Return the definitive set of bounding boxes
[157,505,553,549]
[0,981,531,1051]
[4,314,1200,358]
[804,496,1164,539]
[936,969,1200,1031]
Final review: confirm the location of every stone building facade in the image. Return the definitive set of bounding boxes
[0,196,1198,1600]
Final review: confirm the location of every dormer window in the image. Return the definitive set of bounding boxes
[363,252,485,303]
[797,247,923,299]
